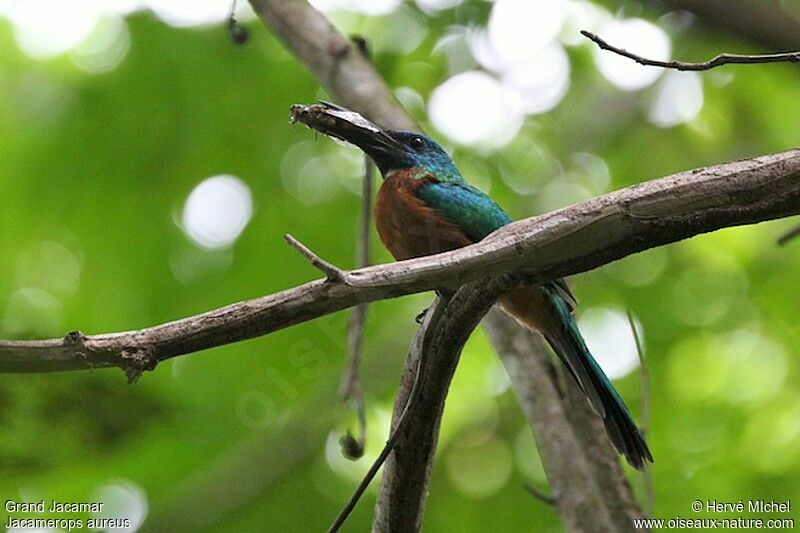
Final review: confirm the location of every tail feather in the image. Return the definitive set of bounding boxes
[546,323,652,469]
[500,284,653,470]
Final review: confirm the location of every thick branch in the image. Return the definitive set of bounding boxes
[1,149,798,374]
[372,276,519,532]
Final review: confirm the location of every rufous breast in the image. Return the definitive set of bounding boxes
[374,170,472,261]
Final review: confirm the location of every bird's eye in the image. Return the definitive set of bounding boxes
[410,137,425,150]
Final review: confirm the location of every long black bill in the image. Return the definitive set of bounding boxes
[290,102,405,155]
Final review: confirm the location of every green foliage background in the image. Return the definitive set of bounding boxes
[1,1,798,531]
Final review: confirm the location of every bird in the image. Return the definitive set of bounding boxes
[292,104,653,470]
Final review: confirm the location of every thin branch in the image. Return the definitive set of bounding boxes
[337,36,376,460]
[523,483,557,506]
[284,233,345,282]
[777,223,800,246]
[334,274,524,532]
[628,310,654,517]
[1,149,799,374]
[581,30,800,71]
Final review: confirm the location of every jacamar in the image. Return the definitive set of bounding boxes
[291,103,653,470]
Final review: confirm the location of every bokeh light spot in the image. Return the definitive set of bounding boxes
[91,480,148,532]
[604,246,669,287]
[324,407,392,482]
[181,175,253,250]
[70,15,130,74]
[671,265,748,326]
[667,329,788,406]
[488,0,567,69]
[577,308,641,380]
[6,0,101,58]
[309,0,401,16]
[742,396,800,472]
[16,241,82,298]
[415,0,461,13]
[146,0,230,27]
[502,42,570,115]
[648,71,704,128]
[3,288,62,336]
[446,432,513,498]
[428,71,523,149]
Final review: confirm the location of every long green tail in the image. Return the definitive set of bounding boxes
[542,284,653,470]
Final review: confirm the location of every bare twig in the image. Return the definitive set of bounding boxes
[337,36,376,460]
[628,310,654,517]
[523,483,557,506]
[582,30,800,71]
[777,223,800,246]
[284,233,346,282]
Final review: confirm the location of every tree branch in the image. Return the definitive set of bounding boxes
[329,295,450,532]
[247,0,417,132]
[582,30,800,71]
[284,233,346,282]
[484,309,644,532]
[371,276,520,532]
[2,149,797,375]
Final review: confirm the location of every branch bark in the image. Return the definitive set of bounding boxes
[372,277,520,532]
[2,149,797,375]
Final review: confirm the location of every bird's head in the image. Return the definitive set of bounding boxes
[358,130,461,180]
[290,103,462,181]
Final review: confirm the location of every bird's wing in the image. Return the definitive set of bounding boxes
[415,182,512,242]
[417,181,578,310]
